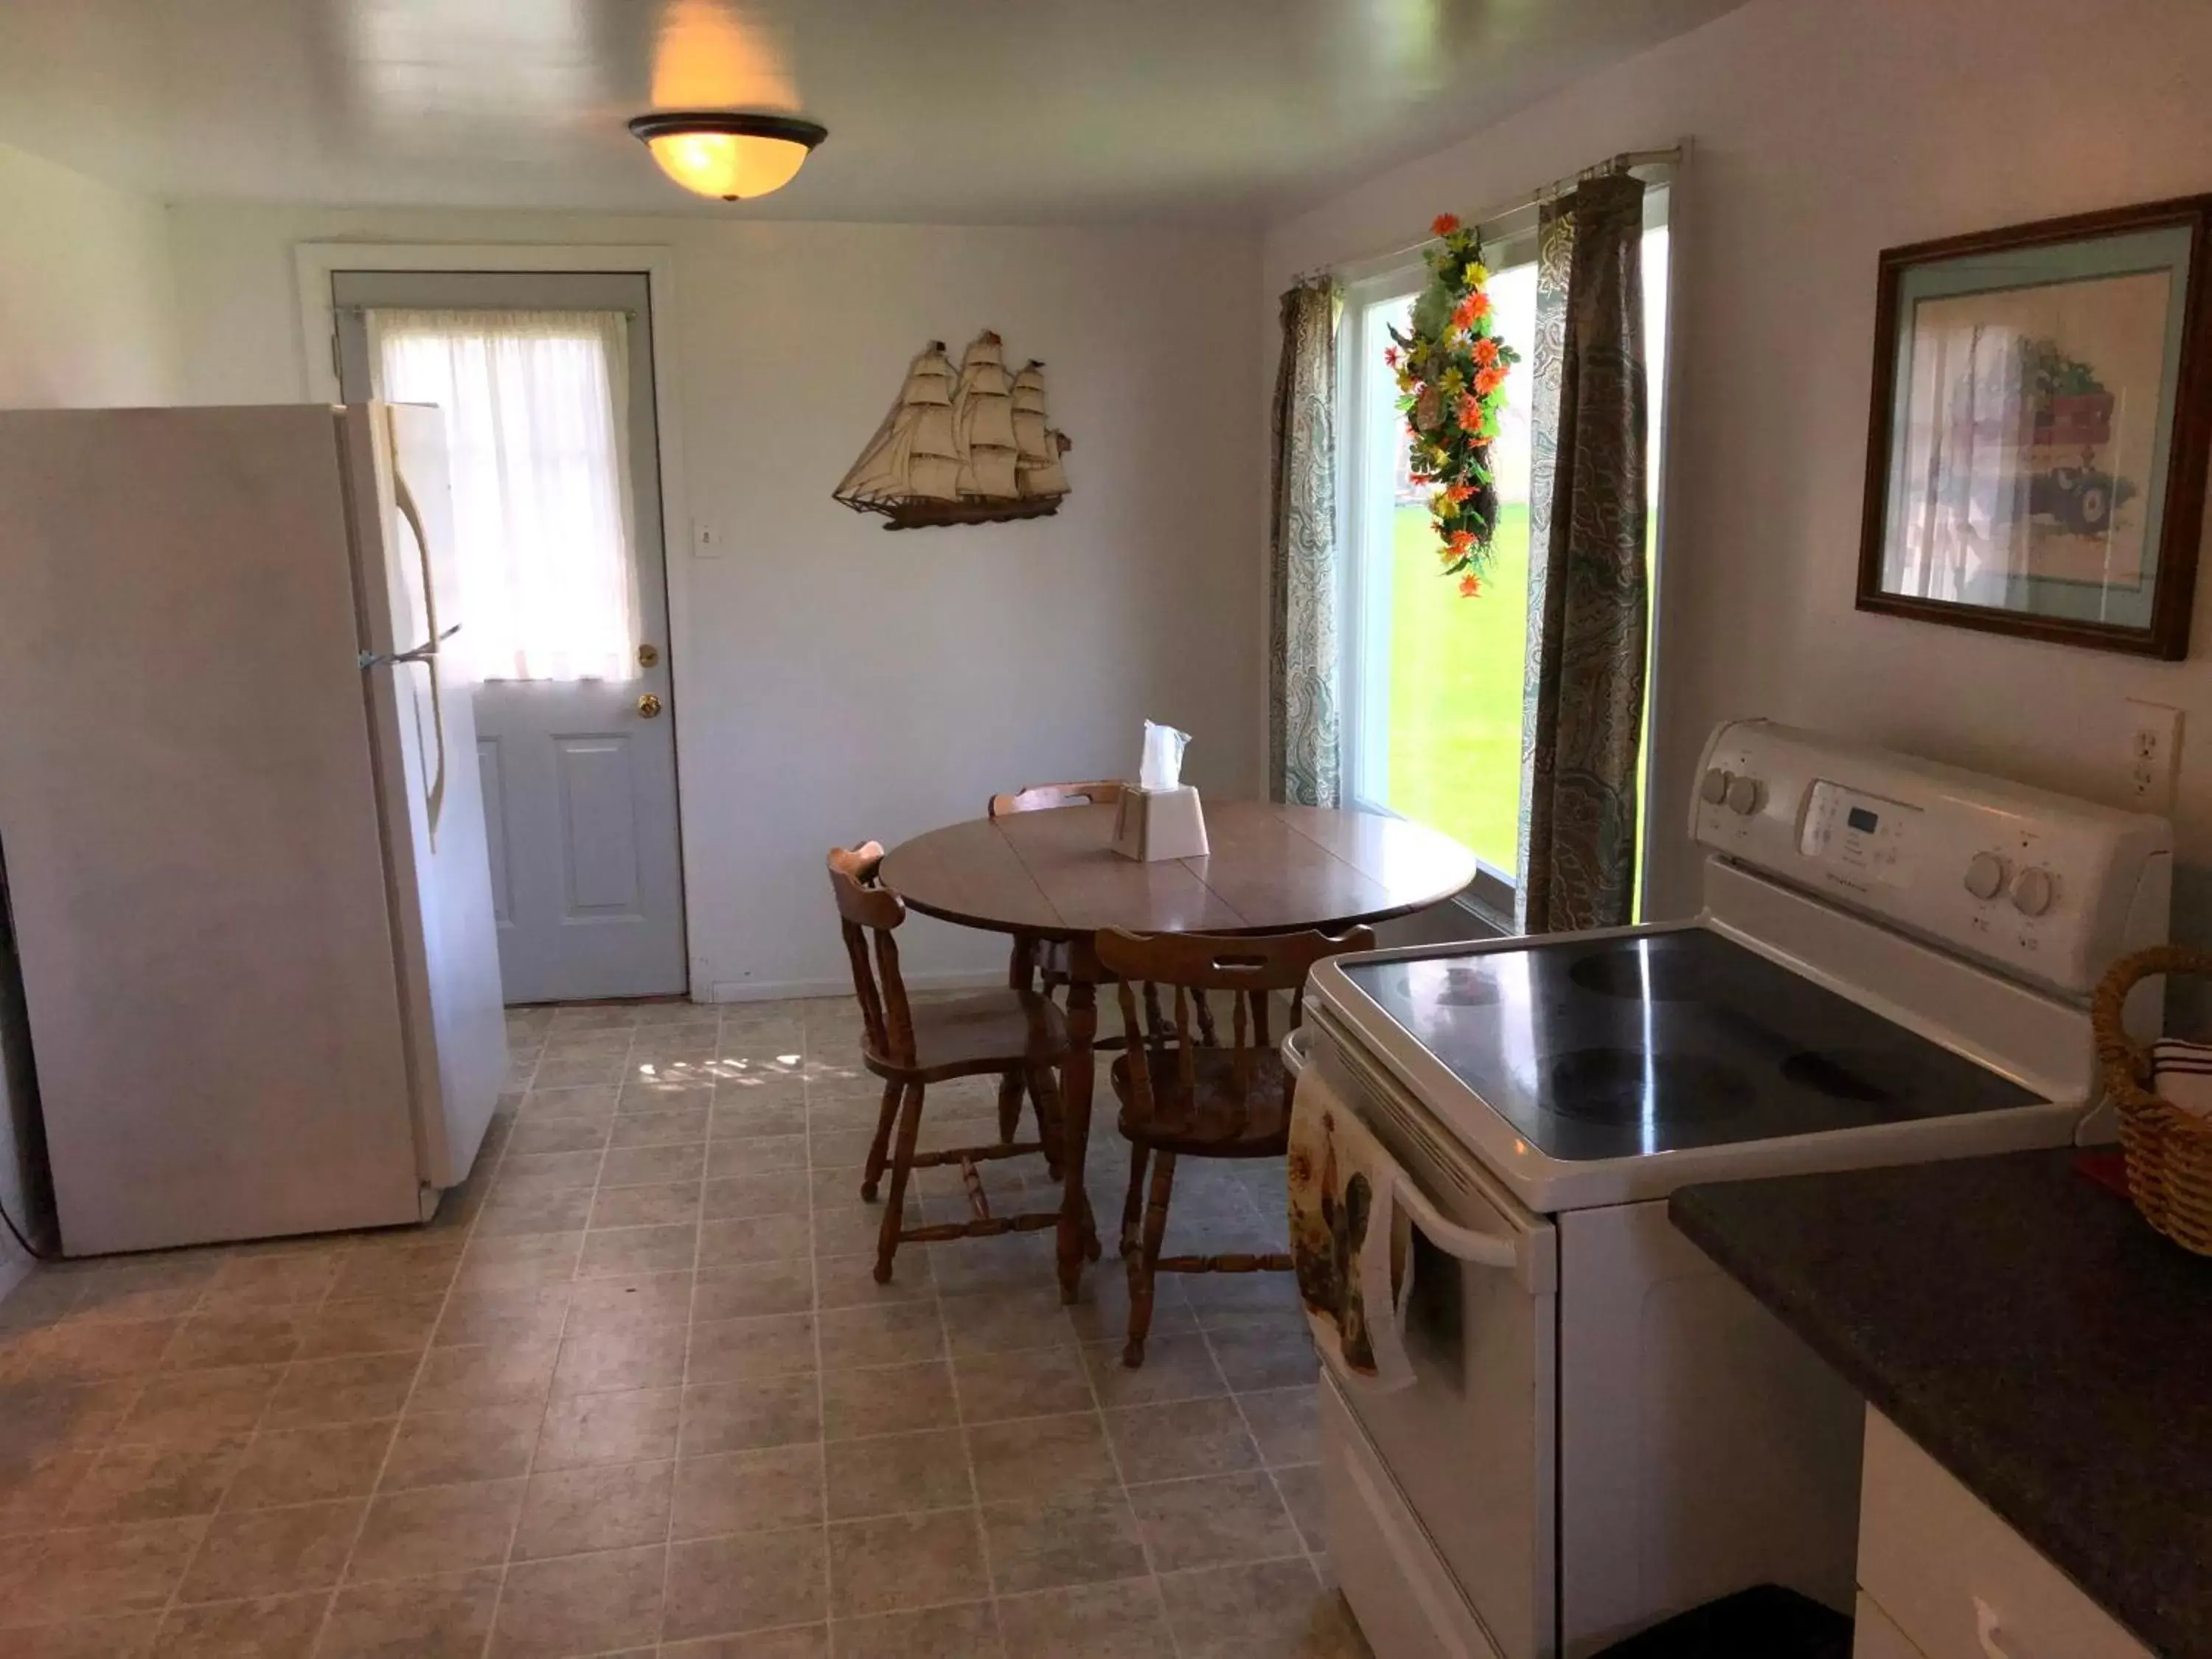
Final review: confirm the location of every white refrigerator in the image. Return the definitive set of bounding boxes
[0,403,508,1255]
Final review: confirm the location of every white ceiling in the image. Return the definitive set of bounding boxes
[0,0,1742,222]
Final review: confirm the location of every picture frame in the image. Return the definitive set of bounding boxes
[1856,195,2212,659]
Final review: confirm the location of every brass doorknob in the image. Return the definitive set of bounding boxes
[637,693,663,718]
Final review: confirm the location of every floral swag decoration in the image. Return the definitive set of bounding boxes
[1387,213,1520,597]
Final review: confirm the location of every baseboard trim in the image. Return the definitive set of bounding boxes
[704,970,1006,1004]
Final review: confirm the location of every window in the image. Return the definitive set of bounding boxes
[372,309,639,684]
[1338,192,1672,917]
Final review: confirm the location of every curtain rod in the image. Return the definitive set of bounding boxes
[1293,142,1686,287]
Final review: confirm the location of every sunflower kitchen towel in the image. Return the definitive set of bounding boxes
[1288,1073,1415,1391]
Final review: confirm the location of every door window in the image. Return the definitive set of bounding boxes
[372,309,639,684]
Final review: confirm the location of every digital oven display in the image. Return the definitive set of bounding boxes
[1846,806,1880,834]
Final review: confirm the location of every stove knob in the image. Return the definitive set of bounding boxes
[1700,767,1732,806]
[1725,775,1762,816]
[1964,852,2007,901]
[2011,866,2057,917]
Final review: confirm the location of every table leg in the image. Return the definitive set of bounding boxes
[1057,975,1099,1304]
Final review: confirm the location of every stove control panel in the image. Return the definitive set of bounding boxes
[1694,720,2171,995]
[1799,780,1919,886]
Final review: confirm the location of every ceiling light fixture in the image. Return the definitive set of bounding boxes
[627,111,827,202]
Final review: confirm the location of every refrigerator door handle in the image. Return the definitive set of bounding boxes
[359,622,459,671]
[361,637,453,849]
[384,449,449,845]
[393,466,442,647]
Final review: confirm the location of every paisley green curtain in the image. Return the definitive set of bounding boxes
[1269,279,1342,809]
[1517,173,1649,933]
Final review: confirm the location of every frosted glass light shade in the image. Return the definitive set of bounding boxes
[627,113,826,202]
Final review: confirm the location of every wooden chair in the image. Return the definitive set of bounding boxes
[987,777,1220,1067]
[987,779,1124,820]
[987,779,1124,1006]
[986,779,1147,1128]
[1094,925,1375,1366]
[828,844,1074,1284]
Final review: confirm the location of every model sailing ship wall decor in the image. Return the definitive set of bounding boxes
[834,331,1072,529]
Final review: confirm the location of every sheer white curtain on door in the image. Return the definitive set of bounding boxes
[369,308,640,683]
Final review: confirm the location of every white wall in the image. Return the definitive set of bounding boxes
[1265,0,2212,921]
[170,205,1265,998]
[0,142,177,406]
[0,140,181,1288]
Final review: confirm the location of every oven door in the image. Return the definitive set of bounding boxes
[1294,1018,1559,1659]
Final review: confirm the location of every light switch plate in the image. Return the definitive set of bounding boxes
[2124,699,2183,815]
[694,519,726,558]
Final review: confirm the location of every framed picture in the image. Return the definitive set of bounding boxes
[1857,195,2212,658]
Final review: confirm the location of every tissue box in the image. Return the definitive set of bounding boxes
[1111,785,1209,862]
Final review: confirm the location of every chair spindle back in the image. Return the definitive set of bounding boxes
[826,843,917,1069]
[1093,927,1375,1124]
[987,779,1126,818]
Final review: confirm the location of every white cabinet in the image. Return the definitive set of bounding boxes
[1854,1410,2153,1659]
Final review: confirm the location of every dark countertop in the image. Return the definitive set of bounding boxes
[1670,1150,2212,1659]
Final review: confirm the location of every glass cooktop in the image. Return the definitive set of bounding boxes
[1340,928,2039,1161]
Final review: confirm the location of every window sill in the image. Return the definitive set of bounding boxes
[1451,886,1516,940]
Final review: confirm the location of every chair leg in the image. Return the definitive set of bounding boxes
[1026,1063,1065,1181]
[860,1078,902,1203]
[1008,934,1040,992]
[1119,1147,1150,1258]
[874,1082,927,1284]
[1124,1150,1177,1368]
[995,1069,1025,1146]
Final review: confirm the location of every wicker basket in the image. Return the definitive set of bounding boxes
[2091,944,2212,1256]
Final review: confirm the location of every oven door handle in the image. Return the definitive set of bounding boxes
[1287,1026,1523,1275]
[1312,1165,1524,1402]
[1390,1166,1520,1272]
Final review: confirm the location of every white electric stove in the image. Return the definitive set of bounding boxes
[1292,720,2170,1659]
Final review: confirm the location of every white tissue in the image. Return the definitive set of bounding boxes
[1138,720,1190,792]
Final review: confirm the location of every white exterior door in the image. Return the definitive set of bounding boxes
[336,271,686,1004]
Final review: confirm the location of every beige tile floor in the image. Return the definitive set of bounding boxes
[0,996,1367,1658]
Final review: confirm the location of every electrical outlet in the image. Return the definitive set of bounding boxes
[2124,699,2183,814]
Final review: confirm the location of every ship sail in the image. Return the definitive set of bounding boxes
[834,342,961,506]
[951,331,1023,498]
[835,333,1071,529]
[1011,361,1071,499]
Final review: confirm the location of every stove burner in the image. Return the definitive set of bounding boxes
[1781,1048,1927,1105]
[1566,943,1724,1004]
[1539,1048,1758,1124]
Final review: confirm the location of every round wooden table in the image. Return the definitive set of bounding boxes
[879,800,1478,1300]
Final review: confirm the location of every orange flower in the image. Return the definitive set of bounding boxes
[1472,337,1500,367]
[1474,366,1504,397]
[1466,291,1492,322]
[1444,481,1475,506]
[1431,212,1461,237]
[1450,296,1479,334]
[1447,529,1475,560]
[1458,573,1482,598]
[1455,392,1483,431]
[1410,471,1434,486]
